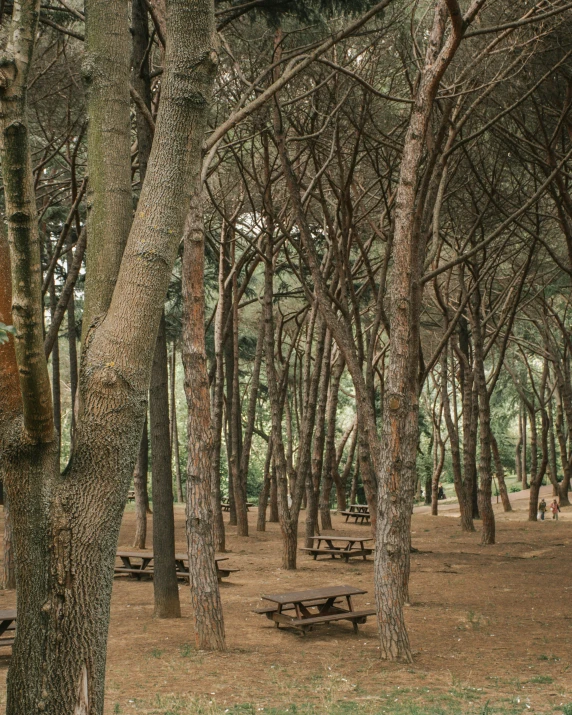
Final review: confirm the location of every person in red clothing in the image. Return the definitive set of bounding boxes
[550,499,561,520]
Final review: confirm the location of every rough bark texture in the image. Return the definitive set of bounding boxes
[3,498,16,590]
[182,192,226,651]
[150,313,181,618]
[374,2,474,661]
[81,0,132,338]
[1,0,220,709]
[471,291,495,545]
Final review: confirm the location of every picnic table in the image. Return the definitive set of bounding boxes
[300,535,373,562]
[127,489,135,502]
[0,609,16,649]
[340,505,370,524]
[115,551,237,582]
[253,585,375,635]
[221,501,254,512]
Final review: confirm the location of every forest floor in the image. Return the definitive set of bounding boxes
[0,490,571,715]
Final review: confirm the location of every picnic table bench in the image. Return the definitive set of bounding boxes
[300,536,373,562]
[127,490,135,502]
[340,506,370,524]
[0,609,17,649]
[221,501,254,512]
[115,551,238,582]
[253,585,375,635]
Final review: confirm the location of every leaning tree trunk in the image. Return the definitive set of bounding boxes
[150,313,181,618]
[182,193,225,651]
[1,0,219,709]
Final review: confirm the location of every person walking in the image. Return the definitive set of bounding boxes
[550,499,561,520]
[539,498,547,521]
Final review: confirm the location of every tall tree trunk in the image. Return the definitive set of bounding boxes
[211,225,228,550]
[257,438,273,532]
[150,313,181,618]
[431,438,445,516]
[442,347,474,531]
[522,407,529,490]
[182,191,225,650]
[229,245,248,535]
[48,275,62,454]
[305,327,331,546]
[170,343,184,503]
[319,355,344,529]
[269,463,279,522]
[471,290,495,545]
[133,416,149,549]
[1,0,219,707]
[491,432,512,512]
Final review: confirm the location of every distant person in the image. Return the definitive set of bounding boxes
[438,485,446,500]
[550,499,561,520]
[538,498,547,521]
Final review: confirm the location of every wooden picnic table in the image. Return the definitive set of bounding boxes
[127,489,135,502]
[300,535,373,562]
[253,585,375,635]
[0,609,17,648]
[115,551,237,581]
[340,508,370,524]
[221,501,254,512]
[347,504,369,513]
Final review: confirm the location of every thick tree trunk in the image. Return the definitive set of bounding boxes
[150,313,181,618]
[182,193,225,650]
[2,0,219,708]
[133,416,149,549]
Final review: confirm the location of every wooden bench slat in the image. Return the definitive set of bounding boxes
[290,608,376,626]
[253,597,345,614]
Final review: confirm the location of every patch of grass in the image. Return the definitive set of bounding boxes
[529,675,553,684]
[180,643,193,657]
[560,705,572,715]
[150,648,163,659]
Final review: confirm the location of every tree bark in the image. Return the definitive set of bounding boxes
[170,343,184,503]
[150,312,181,618]
[1,0,220,708]
[3,498,16,590]
[182,192,225,651]
[81,0,133,339]
[319,355,344,529]
[491,432,512,512]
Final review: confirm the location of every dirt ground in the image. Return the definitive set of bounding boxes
[0,492,571,714]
